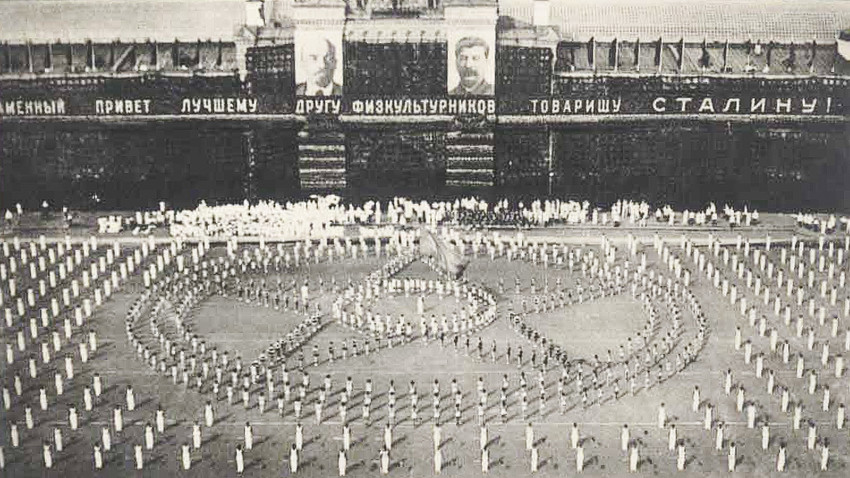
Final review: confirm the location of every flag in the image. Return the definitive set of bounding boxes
[419,228,467,278]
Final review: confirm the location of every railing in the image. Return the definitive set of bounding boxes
[347,0,442,16]
[0,41,239,77]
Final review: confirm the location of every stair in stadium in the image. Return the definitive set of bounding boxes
[445,130,495,188]
[297,119,347,191]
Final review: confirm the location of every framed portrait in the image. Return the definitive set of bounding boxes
[447,31,495,96]
[294,30,344,96]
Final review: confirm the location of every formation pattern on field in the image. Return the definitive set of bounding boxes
[1,229,850,477]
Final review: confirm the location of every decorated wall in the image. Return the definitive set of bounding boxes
[1,26,848,209]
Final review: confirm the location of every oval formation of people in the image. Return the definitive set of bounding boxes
[0,0,849,477]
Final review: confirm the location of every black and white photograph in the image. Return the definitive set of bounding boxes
[1,0,850,477]
[295,32,344,96]
[447,34,495,96]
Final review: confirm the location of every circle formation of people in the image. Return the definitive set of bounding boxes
[1,197,849,475]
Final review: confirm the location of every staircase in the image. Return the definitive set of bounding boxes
[297,117,347,191]
[445,129,495,188]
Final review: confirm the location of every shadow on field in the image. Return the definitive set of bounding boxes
[216,413,234,422]
[392,434,408,447]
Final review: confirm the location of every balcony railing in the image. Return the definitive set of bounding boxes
[346,0,442,18]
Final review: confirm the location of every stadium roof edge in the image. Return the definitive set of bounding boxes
[0,0,246,44]
[498,0,850,43]
[1,0,849,44]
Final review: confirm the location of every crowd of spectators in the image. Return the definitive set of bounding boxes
[9,195,850,240]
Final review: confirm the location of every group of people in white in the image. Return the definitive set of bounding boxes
[8,196,850,250]
[666,231,850,472]
[0,234,144,471]
[4,199,850,475]
[64,195,850,240]
[93,221,719,475]
[796,213,847,235]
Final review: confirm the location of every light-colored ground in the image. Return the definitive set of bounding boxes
[1,223,849,477]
